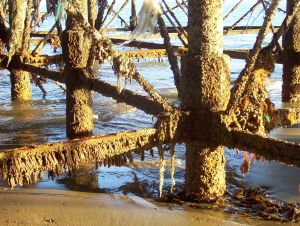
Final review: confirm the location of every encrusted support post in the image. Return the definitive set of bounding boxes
[181,0,230,200]
[130,0,137,30]
[88,0,97,27]
[62,9,94,138]
[10,69,32,101]
[74,0,88,20]
[95,0,107,30]
[282,0,300,102]
[8,0,32,101]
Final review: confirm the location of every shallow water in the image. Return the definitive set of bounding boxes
[0,0,299,205]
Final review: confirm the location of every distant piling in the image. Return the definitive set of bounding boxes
[282,0,300,102]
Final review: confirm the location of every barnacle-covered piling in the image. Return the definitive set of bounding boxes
[181,0,229,201]
[8,0,32,101]
[63,9,94,138]
[282,0,300,102]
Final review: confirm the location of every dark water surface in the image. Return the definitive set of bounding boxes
[0,0,299,205]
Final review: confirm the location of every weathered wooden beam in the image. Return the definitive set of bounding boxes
[158,15,181,92]
[129,0,137,30]
[124,48,281,65]
[30,28,126,37]
[31,29,262,41]
[227,26,279,35]
[18,63,65,83]
[0,47,285,73]
[30,26,280,38]
[182,110,300,168]
[0,48,285,71]
[111,38,172,49]
[120,47,250,61]
[224,128,300,167]
[95,0,107,30]
[14,63,165,116]
[168,26,280,35]
[31,23,57,56]
[24,55,63,66]
[30,38,46,45]
[0,106,300,188]
[0,54,63,68]
[77,70,166,116]
[0,128,158,187]
[122,49,168,59]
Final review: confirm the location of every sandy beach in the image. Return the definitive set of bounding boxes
[0,188,296,226]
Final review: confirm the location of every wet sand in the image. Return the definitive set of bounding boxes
[0,188,296,226]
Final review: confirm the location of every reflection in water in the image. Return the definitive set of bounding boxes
[57,167,104,193]
[0,101,50,149]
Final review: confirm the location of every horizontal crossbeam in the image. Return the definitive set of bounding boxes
[30,26,280,38]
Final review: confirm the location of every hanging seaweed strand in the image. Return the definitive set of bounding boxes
[158,144,165,198]
[170,143,175,194]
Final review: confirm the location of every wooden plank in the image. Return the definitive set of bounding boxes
[30,26,280,38]
[0,48,283,69]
